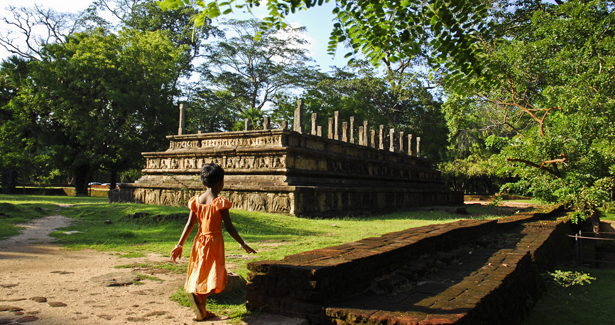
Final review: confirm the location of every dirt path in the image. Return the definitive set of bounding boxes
[0,215,306,325]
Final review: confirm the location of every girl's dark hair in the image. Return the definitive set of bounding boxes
[201,164,224,187]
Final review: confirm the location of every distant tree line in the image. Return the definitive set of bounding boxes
[0,0,447,195]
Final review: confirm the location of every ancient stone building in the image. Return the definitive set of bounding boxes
[109,104,463,216]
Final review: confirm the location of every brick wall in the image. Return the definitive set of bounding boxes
[246,205,573,324]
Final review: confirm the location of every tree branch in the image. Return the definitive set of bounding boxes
[506,154,568,178]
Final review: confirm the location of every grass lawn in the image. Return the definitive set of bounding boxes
[0,194,508,277]
[0,195,108,239]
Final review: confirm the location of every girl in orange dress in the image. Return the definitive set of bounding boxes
[170,164,256,321]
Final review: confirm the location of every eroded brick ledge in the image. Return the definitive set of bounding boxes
[246,205,572,324]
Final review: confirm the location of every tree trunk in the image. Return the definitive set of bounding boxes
[1,169,17,194]
[74,164,96,196]
[110,168,117,190]
[74,165,89,196]
[591,211,601,235]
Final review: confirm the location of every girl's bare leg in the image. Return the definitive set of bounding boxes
[195,293,216,320]
[188,293,205,320]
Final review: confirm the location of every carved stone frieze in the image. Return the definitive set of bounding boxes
[169,140,201,150]
[199,135,282,148]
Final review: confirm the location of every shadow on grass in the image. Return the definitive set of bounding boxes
[0,194,107,205]
[525,264,615,325]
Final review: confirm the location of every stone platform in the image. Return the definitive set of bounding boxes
[109,128,462,216]
[245,206,574,324]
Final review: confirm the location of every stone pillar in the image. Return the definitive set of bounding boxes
[358,126,364,145]
[349,116,355,144]
[328,118,334,139]
[399,131,405,154]
[178,104,185,135]
[389,128,395,152]
[317,125,323,137]
[244,118,251,131]
[294,100,304,133]
[363,121,369,146]
[408,134,413,156]
[334,111,340,140]
[379,125,385,150]
[263,116,270,130]
[281,121,288,130]
[370,130,376,148]
[417,136,421,157]
[342,122,348,142]
[311,113,318,135]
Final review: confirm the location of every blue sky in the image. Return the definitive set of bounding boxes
[0,0,349,71]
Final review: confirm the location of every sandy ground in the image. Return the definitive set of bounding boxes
[0,215,307,325]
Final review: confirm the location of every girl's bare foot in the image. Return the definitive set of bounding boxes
[204,311,217,319]
[188,293,205,320]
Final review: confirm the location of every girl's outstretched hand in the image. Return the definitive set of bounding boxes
[242,244,257,254]
[170,245,183,262]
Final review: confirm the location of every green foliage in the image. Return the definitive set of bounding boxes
[0,56,54,192]
[197,18,315,122]
[17,28,186,193]
[89,0,222,77]
[438,154,503,193]
[157,0,493,77]
[546,270,596,288]
[444,0,615,220]
[184,88,238,133]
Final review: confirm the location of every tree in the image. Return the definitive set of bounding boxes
[444,0,615,222]
[88,0,222,78]
[17,28,186,194]
[0,56,52,193]
[183,84,238,133]
[197,18,315,129]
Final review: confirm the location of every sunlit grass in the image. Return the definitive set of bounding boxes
[0,194,510,277]
[170,287,249,323]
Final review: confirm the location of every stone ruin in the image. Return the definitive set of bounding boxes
[109,102,463,216]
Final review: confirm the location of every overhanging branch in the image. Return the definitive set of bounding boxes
[506,153,567,178]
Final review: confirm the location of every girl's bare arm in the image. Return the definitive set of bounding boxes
[221,209,256,254]
[170,210,197,262]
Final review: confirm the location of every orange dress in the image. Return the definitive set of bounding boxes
[184,196,231,295]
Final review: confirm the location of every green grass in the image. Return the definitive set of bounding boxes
[170,287,249,323]
[0,194,108,240]
[507,198,545,205]
[0,194,524,277]
[134,273,164,283]
[525,265,615,324]
[599,207,615,221]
